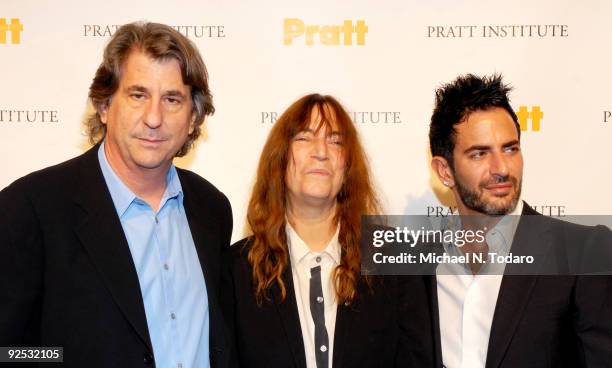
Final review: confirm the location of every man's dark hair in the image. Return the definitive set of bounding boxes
[429,73,520,167]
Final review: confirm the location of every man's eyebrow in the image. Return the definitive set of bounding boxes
[125,85,148,93]
[463,140,520,154]
[463,145,491,154]
[164,90,187,98]
[124,86,187,98]
[502,140,520,148]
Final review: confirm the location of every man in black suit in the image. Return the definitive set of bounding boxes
[427,74,612,367]
[0,22,233,367]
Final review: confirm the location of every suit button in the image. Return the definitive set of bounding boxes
[143,352,154,366]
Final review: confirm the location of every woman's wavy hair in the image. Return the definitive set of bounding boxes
[86,21,214,157]
[247,94,381,305]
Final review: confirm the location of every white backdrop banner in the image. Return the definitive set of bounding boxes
[1,0,611,242]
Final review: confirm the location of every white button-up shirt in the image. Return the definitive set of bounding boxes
[437,201,523,368]
[287,223,341,368]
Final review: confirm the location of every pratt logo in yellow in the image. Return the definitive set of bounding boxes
[516,106,543,131]
[0,18,23,44]
[284,18,368,46]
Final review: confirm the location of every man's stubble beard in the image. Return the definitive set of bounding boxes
[454,171,522,216]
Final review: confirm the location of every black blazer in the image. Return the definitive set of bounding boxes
[0,145,234,368]
[426,203,612,368]
[221,236,434,368]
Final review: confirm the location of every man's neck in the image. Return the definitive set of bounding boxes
[456,206,500,275]
[456,201,504,230]
[287,200,337,252]
[455,201,522,275]
[104,143,169,212]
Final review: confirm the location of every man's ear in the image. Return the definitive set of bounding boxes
[98,100,110,124]
[188,111,197,135]
[431,156,455,187]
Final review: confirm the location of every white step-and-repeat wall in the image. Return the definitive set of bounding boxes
[1,0,611,242]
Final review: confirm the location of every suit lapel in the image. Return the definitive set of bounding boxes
[179,171,221,294]
[272,264,307,368]
[485,275,537,368]
[72,146,153,352]
[485,203,550,368]
[178,172,227,359]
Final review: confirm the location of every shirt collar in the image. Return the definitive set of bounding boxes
[164,165,183,204]
[442,198,523,252]
[286,222,341,266]
[438,200,524,275]
[97,142,183,218]
[495,199,523,246]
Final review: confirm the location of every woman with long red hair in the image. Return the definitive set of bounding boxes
[221,94,428,368]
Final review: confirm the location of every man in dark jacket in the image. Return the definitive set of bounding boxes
[0,22,234,368]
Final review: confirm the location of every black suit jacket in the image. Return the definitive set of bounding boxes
[221,237,433,368]
[0,145,234,368]
[426,203,612,368]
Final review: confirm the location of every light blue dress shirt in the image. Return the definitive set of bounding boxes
[98,143,210,368]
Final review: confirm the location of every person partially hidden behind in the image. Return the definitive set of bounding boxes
[0,22,234,368]
[221,94,429,367]
[426,73,612,367]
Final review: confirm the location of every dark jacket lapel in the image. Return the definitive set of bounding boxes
[72,145,153,352]
[485,202,549,368]
[178,172,228,364]
[272,264,307,368]
[485,275,538,368]
[179,171,222,294]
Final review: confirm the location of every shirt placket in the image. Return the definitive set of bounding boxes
[461,275,480,368]
[154,199,182,368]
